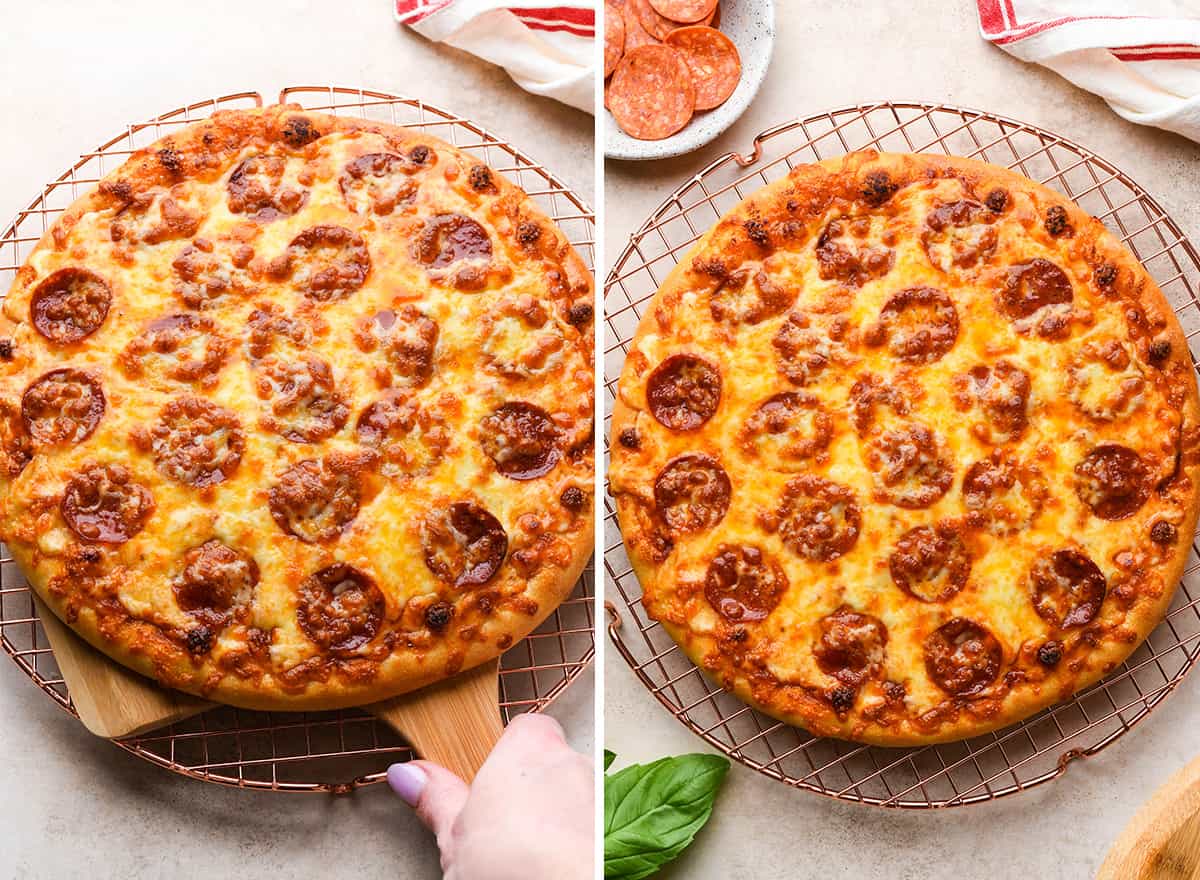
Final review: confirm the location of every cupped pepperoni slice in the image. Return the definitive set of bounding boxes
[1030,549,1107,629]
[772,313,851,388]
[356,305,439,386]
[1066,341,1145,422]
[480,402,562,480]
[245,302,314,361]
[422,501,508,588]
[604,2,625,77]
[413,213,493,291]
[653,453,731,535]
[664,26,741,112]
[174,539,259,628]
[30,268,112,344]
[889,523,972,602]
[962,452,1045,536]
[709,265,797,326]
[21,368,105,446]
[646,353,721,431]
[1074,444,1149,520]
[150,396,244,488]
[339,153,420,215]
[256,357,349,443]
[172,242,253,309]
[815,216,895,288]
[924,618,1003,697]
[649,0,717,23]
[921,200,998,273]
[704,544,787,622]
[110,193,202,246]
[297,563,385,655]
[285,225,370,301]
[480,295,566,379]
[119,313,230,386]
[959,361,1030,444]
[999,259,1073,337]
[866,422,953,509]
[849,372,909,435]
[608,45,696,141]
[356,390,449,478]
[813,606,888,687]
[739,392,832,467]
[268,458,362,543]
[226,154,306,220]
[61,463,155,544]
[865,287,959,364]
[773,475,861,562]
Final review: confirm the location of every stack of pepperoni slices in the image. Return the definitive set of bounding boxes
[605,0,742,141]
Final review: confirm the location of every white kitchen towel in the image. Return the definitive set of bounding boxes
[395,1,595,113]
[977,0,1200,142]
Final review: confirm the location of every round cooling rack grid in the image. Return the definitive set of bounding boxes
[604,101,1200,809]
[0,86,595,793]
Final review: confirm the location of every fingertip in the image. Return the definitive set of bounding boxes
[387,762,427,807]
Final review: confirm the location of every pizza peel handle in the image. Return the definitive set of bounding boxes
[1097,752,1200,879]
[32,597,212,738]
[367,659,503,783]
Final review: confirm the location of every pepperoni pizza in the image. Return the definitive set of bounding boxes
[609,150,1200,745]
[0,105,594,710]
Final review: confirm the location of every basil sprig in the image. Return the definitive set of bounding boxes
[603,752,730,879]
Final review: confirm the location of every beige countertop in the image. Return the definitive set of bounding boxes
[603,2,1200,879]
[0,1,594,877]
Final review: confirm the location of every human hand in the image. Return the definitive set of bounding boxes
[388,713,594,880]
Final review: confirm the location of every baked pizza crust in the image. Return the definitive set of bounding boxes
[0,105,594,711]
[610,150,1200,745]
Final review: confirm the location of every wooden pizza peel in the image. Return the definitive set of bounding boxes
[34,596,502,781]
[1097,752,1200,879]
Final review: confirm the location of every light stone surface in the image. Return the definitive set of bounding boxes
[604,2,1200,879]
[0,2,594,878]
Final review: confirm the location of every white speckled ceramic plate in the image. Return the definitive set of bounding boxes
[604,0,775,161]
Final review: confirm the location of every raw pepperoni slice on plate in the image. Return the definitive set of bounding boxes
[604,2,625,77]
[635,0,706,41]
[617,0,659,52]
[664,26,742,111]
[648,0,717,23]
[608,44,696,141]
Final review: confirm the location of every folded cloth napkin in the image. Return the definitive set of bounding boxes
[977,0,1200,142]
[396,1,595,113]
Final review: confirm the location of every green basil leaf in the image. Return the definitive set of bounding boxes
[604,753,729,880]
[604,749,616,771]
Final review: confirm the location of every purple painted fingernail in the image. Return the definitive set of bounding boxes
[387,763,427,807]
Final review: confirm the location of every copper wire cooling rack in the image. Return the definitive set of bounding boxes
[0,86,595,793]
[604,101,1200,808]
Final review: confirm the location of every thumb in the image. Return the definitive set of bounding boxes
[387,760,469,841]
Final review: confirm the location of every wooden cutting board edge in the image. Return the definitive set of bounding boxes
[33,596,503,781]
[1097,752,1200,879]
